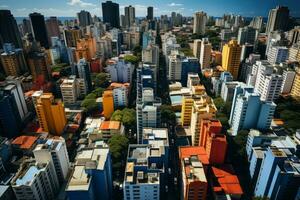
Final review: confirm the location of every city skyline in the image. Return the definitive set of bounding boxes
[1,0,300,17]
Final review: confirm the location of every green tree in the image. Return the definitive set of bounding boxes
[85,93,97,99]
[93,73,110,88]
[111,110,123,121]
[81,98,98,113]
[92,87,105,97]
[108,134,129,178]
[111,108,136,130]
[124,55,139,66]
[161,105,176,127]
[213,97,225,110]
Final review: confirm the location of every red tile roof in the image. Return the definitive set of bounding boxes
[179,146,209,165]
[211,166,243,195]
[12,136,38,149]
[100,121,121,130]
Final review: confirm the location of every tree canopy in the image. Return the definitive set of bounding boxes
[124,55,140,66]
[92,73,110,88]
[111,108,136,128]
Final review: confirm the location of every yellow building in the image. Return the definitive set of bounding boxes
[181,85,206,126]
[291,68,300,98]
[0,52,20,76]
[36,93,67,135]
[102,90,114,119]
[222,40,242,80]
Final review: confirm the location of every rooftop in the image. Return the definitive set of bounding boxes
[212,165,243,196]
[100,121,121,130]
[12,136,38,149]
[179,146,209,165]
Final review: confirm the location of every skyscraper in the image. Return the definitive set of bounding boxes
[0,80,29,138]
[77,10,92,27]
[193,39,202,59]
[193,11,207,35]
[0,10,23,48]
[266,6,289,34]
[237,26,258,45]
[45,17,60,44]
[200,38,212,69]
[222,40,242,80]
[124,5,135,28]
[102,1,120,28]
[29,12,49,49]
[147,6,154,20]
[77,59,92,92]
[142,44,159,67]
[0,43,28,76]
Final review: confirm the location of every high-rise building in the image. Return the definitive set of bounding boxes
[22,18,32,35]
[102,1,120,28]
[267,46,288,65]
[291,68,300,98]
[35,93,67,135]
[110,83,130,108]
[237,26,258,45]
[136,88,161,144]
[193,39,202,59]
[168,52,182,81]
[0,80,29,138]
[102,90,114,119]
[60,76,87,104]
[77,10,92,27]
[147,6,154,20]
[77,59,92,92]
[106,60,134,83]
[281,69,296,94]
[222,40,242,80]
[288,26,300,45]
[230,89,276,136]
[63,28,82,47]
[142,44,159,67]
[75,35,97,61]
[200,38,212,69]
[254,147,287,197]
[11,159,59,200]
[33,137,70,184]
[249,16,263,31]
[253,61,283,102]
[0,10,22,48]
[29,12,49,49]
[66,142,113,200]
[45,17,60,44]
[27,46,50,82]
[124,5,135,28]
[181,57,201,87]
[124,139,168,200]
[266,6,289,34]
[190,96,217,145]
[0,43,27,76]
[179,146,209,200]
[193,11,207,35]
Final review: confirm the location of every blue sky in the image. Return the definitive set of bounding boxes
[0,0,299,17]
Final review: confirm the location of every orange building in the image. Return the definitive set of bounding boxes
[179,146,209,200]
[36,93,67,135]
[198,119,222,147]
[75,35,96,61]
[102,90,114,119]
[211,165,243,199]
[206,133,227,164]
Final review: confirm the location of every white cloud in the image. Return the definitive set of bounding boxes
[0,5,8,8]
[67,0,95,7]
[168,3,183,7]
